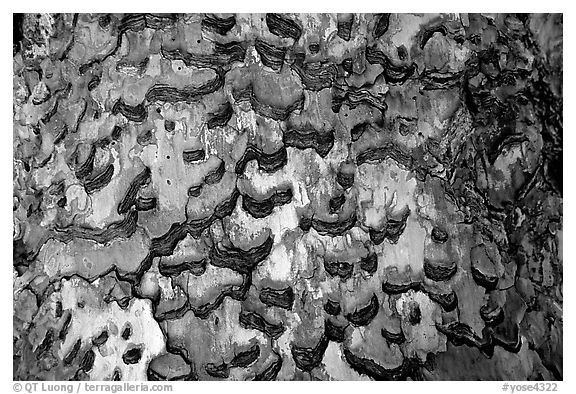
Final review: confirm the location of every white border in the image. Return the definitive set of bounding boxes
[1,4,571,393]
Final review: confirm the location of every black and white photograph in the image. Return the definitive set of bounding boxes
[9,5,567,388]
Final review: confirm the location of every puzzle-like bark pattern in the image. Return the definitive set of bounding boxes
[13,13,562,381]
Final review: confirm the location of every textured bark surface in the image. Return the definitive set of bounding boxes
[13,13,562,381]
